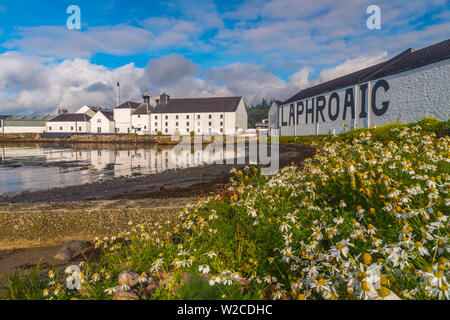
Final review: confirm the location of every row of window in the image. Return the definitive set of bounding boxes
[48,126,83,131]
[153,114,224,120]
[154,121,224,127]
[155,128,224,134]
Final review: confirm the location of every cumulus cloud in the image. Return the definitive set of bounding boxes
[145,54,200,87]
[0,48,419,115]
[4,25,154,58]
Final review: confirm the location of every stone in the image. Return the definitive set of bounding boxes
[144,277,161,297]
[54,240,94,261]
[118,270,140,288]
[113,287,139,300]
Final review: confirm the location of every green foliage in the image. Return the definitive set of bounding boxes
[247,98,272,128]
[0,265,46,300]
[418,116,441,132]
[157,131,163,136]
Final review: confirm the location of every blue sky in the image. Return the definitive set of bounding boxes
[0,0,448,114]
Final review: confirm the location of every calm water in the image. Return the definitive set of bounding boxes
[0,143,243,194]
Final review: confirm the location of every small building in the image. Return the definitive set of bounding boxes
[255,119,269,129]
[268,100,282,136]
[46,113,92,133]
[0,115,11,134]
[131,93,153,135]
[3,115,55,133]
[76,105,104,118]
[151,94,248,135]
[90,110,115,133]
[114,101,140,134]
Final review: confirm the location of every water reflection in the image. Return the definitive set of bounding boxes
[0,143,242,194]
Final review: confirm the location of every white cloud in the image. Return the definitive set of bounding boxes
[4,25,154,58]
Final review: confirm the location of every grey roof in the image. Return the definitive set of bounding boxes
[48,113,91,122]
[115,101,140,109]
[133,103,153,115]
[6,115,55,121]
[283,38,450,105]
[273,100,283,106]
[96,110,114,121]
[152,97,242,114]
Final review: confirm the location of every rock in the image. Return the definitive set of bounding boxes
[144,277,161,297]
[118,270,140,288]
[113,287,139,300]
[72,247,102,262]
[54,240,94,261]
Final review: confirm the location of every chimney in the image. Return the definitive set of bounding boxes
[143,92,150,104]
[116,82,121,106]
[58,108,68,115]
[159,92,170,103]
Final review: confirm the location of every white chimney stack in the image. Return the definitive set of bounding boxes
[116,82,120,106]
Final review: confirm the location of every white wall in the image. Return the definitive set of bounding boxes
[3,126,46,133]
[46,121,91,133]
[152,112,228,135]
[131,114,151,135]
[91,112,115,133]
[280,59,450,136]
[114,109,134,133]
[234,98,248,131]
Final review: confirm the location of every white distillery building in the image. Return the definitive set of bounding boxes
[131,93,153,135]
[276,39,450,136]
[268,100,282,136]
[150,94,248,135]
[114,101,140,134]
[90,110,115,133]
[46,113,92,133]
[2,115,55,134]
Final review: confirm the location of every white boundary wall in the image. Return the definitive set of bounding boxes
[279,59,450,136]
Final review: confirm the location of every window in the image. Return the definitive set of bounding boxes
[197,115,200,119]
[97,127,102,133]
[209,114,212,119]
[220,114,224,119]
[71,126,74,131]
[208,122,212,126]
[165,128,168,133]
[165,122,168,126]
[176,115,179,120]
[186,122,189,126]
[176,122,179,127]
[155,115,158,120]
[220,128,223,133]
[155,122,157,127]
[60,127,63,131]
[144,126,147,130]
[186,129,189,133]
[220,122,223,126]
[197,122,200,127]
[138,115,141,118]
[165,115,168,120]
[97,119,101,123]
[49,126,52,131]
[186,115,189,119]
[79,127,82,132]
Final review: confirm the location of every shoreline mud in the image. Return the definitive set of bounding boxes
[0,144,315,273]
